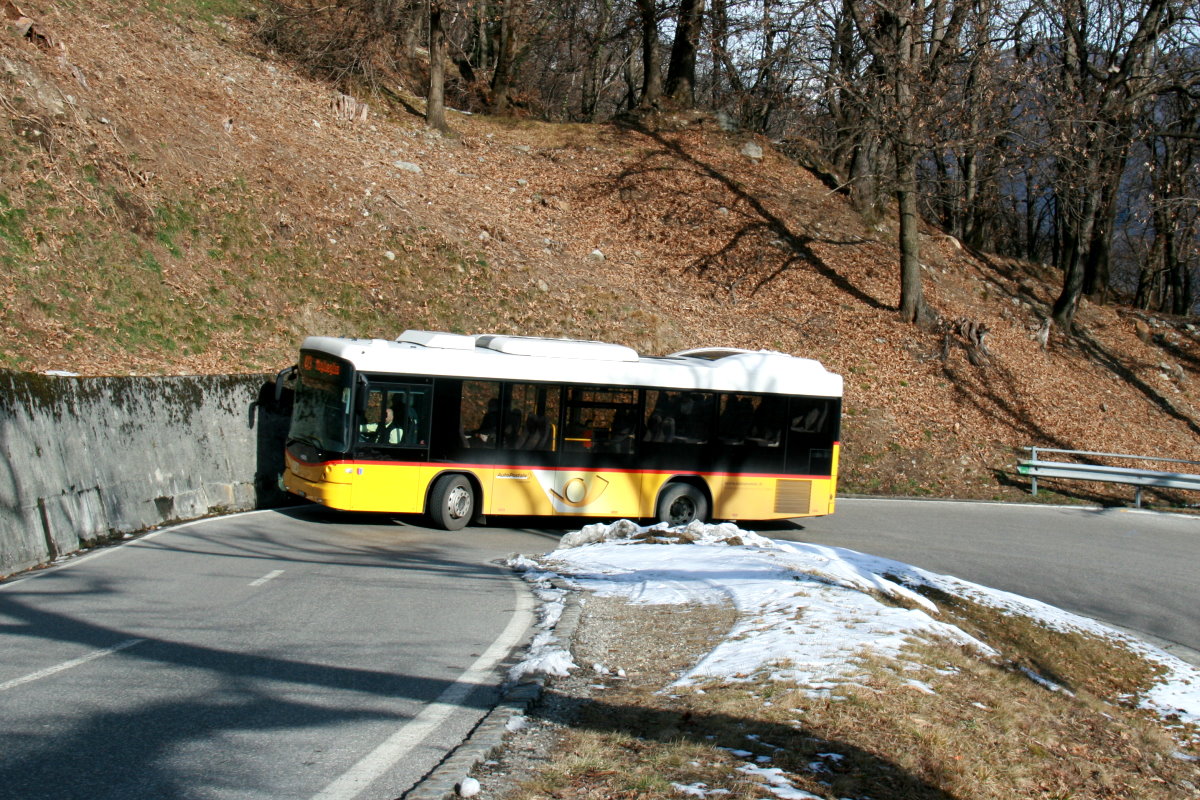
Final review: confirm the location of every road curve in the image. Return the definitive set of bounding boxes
[0,507,555,800]
[783,497,1200,666]
[2,497,1195,800]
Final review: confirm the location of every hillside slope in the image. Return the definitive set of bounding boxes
[1,1,1198,502]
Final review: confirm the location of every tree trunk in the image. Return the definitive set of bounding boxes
[709,0,729,107]
[847,111,886,221]
[636,0,662,108]
[1134,227,1161,310]
[580,0,613,120]
[665,0,704,108]
[622,57,638,111]
[893,4,927,325]
[897,147,927,323]
[1051,188,1099,332]
[1082,149,1125,303]
[489,0,517,114]
[1166,226,1190,314]
[961,147,984,250]
[426,1,448,132]
[1024,172,1039,261]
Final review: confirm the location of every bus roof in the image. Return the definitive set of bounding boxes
[300,332,844,398]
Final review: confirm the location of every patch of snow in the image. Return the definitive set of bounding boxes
[507,629,576,681]
[455,776,481,797]
[719,747,755,759]
[519,520,1200,731]
[736,764,822,799]
[1019,666,1076,697]
[541,521,990,689]
[904,679,937,695]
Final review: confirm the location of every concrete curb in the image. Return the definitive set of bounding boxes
[402,577,584,800]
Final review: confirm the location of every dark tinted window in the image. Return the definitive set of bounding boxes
[502,383,561,451]
[562,387,640,454]
[718,394,785,447]
[786,397,840,475]
[644,390,715,445]
[462,380,502,449]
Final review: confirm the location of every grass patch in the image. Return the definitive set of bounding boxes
[494,593,1199,800]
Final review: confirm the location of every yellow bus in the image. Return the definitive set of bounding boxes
[279,331,842,530]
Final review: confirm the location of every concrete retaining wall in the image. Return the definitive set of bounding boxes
[0,371,292,578]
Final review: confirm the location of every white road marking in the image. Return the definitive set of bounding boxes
[0,638,145,692]
[311,577,536,800]
[0,509,278,590]
[249,569,285,587]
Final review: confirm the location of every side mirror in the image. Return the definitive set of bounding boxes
[355,374,371,416]
[274,366,296,403]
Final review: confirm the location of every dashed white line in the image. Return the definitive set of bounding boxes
[249,569,285,587]
[0,638,145,692]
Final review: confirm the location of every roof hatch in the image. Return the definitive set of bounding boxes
[476,334,639,362]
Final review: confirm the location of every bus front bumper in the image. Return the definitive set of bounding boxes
[283,465,354,509]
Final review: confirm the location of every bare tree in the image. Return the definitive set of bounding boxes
[427,0,449,131]
[636,0,665,108]
[1134,85,1200,313]
[848,0,972,323]
[486,0,520,113]
[1034,0,1176,331]
[665,0,706,107]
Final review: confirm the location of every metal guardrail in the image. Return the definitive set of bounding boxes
[1017,447,1200,508]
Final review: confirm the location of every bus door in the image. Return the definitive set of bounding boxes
[488,382,560,516]
[351,379,433,513]
[549,387,642,517]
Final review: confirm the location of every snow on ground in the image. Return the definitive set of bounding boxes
[507,519,1200,730]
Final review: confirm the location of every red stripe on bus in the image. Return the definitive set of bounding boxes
[287,454,839,482]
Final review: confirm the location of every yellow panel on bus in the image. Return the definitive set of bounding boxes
[286,441,838,521]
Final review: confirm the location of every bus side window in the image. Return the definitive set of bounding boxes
[405,388,432,446]
[749,396,785,446]
[720,394,782,447]
[502,384,527,450]
[674,392,712,444]
[790,400,829,435]
[645,390,678,442]
[718,395,752,444]
[358,389,387,443]
[644,391,711,446]
[462,381,502,449]
[504,383,560,451]
[563,388,637,453]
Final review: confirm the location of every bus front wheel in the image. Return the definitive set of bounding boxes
[429,473,475,531]
[656,483,709,527]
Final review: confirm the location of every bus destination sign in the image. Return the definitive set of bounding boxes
[302,354,342,377]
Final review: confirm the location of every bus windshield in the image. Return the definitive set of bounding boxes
[290,354,353,453]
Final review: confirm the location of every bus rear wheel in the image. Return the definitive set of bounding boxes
[656,483,709,527]
[429,473,475,531]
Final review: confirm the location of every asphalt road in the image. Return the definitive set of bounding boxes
[787,497,1200,665]
[0,507,559,800]
[2,498,1196,800]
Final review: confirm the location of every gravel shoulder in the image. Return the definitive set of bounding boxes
[465,593,738,799]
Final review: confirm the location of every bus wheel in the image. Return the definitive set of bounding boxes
[429,474,475,531]
[656,483,709,527]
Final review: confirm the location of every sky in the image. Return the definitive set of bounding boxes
[505,519,1200,798]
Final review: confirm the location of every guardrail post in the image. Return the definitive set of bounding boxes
[1135,487,1143,508]
[1029,447,1038,496]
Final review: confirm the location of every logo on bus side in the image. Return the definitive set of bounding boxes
[530,471,611,510]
